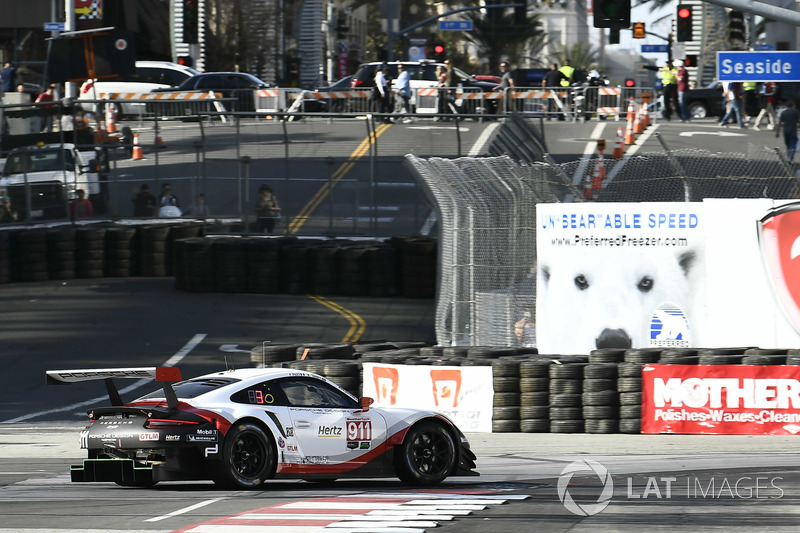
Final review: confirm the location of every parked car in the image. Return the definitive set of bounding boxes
[350,60,499,114]
[154,72,272,113]
[78,60,199,118]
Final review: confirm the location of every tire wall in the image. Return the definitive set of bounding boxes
[251,345,800,434]
[0,224,435,298]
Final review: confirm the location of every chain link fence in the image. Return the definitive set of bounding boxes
[406,143,800,348]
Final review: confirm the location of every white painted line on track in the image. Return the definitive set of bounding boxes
[3,333,207,423]
[469,122,500,156]
[145,497,226,522]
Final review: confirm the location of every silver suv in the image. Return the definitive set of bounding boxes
[78,60,199,117]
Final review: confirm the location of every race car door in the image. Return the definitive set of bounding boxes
[277,376,387,472]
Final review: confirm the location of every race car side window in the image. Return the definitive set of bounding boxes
[230,380,290,406]
[277,377,358,409]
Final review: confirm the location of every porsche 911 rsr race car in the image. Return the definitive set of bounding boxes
[45,367,478,488]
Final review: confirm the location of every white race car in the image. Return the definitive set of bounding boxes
[46,367,478,487]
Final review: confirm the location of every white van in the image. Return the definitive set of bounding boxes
[78,60,199,118]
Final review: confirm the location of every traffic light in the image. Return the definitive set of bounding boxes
[728,10,746,44]
[183,0,198,44]
[676,5,693,42]
[632,22,645,39]
[593,0,631,29]
[683,54,697,68]
[609,28,620,45]
[177,55,193,68]
[433,42,446,61]
[624,78,636,87]
[335,16,348,40]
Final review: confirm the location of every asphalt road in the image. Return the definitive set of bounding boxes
[2,116,798,532]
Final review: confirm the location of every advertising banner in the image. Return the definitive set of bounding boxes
[536,199,800,354]
[361,363,494,433]
[641,364,800,435]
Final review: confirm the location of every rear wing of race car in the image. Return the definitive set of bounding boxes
[46,367,183,409]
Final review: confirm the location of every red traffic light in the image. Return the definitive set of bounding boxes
[624,78,635,87]
[434,44,445,54]
[677,7,691,18]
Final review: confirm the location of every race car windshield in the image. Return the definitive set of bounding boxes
[136,377,241,400]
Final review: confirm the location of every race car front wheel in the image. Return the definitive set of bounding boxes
[214,422,275,489]
[396,421,457,485]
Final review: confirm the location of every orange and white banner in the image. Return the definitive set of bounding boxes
[642,364,800,435]
[361,363,494,432]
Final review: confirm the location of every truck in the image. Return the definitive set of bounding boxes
[0,142,106,221]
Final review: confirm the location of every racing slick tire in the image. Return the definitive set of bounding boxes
[213,422,275,489]
[396,421,457,486]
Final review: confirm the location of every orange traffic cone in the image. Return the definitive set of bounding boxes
[593,149,606,190]
[156,133,166,149]
[105,103,117,133]
[626,98,636,122]
[640,103,650,128]
[613,127,625,158]
[633,108,643,134]
[624,115,636,145]
[132,133,143,160]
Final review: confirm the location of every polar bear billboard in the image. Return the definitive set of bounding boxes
[536,200,800,354]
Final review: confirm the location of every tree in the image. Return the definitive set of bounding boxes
[550,41,600,73]
[459,7,547,72]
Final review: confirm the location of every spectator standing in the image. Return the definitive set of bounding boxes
[254,185,280,233]
[543,63,565,88]
[642,60,677,119]
[132,184,157,217]
[753,81,777,131]
[776,100,800,162]
[35,85,56,132]
[393,63,413,122]
[1,63,16,94]
[0,196,18,223]
[743,81,758,123]
[159,183,180,208]
[558,59,574,87]
[373,63,391,121]
[719,81,745,128]
[676,60,690,122]
[69,189,93,221]
[183,194,211,219]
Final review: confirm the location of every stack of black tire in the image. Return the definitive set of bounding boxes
[618,348,661,433]
[549,360,587,433]
[280,241,312,294]
[366,244,400,296]
[0,231,10,283]
[583,349,625,434]
[308,243,341,295]
[75,226,106,278]
[395,236,437,298]
[742,348,787,365]
[338,244,371,297]
[213,238,248,292]
[519,359,551,433]
[491,356,522,433]
[168,223,203,277]
[18,230,49,282]
[104,226,137,277]
[46,227,76,280]
[246,237,282,293]
[177,237,215,292]
[138,225,170,277]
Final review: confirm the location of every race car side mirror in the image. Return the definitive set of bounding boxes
[358,397,374,412]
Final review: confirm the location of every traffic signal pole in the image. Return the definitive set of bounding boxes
[386,3,523,61]
[702,0,800,26]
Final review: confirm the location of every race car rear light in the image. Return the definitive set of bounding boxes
[145,418,200,428]
[351,79,365,88]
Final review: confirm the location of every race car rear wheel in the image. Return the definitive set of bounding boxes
[396,421,457,485]
[214,422,275,489]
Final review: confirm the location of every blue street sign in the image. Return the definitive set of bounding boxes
[718,51,800,81]
[439,20,473,31]
[756,44,776,51]
[43,22,65,32]
[641,44,668,53]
